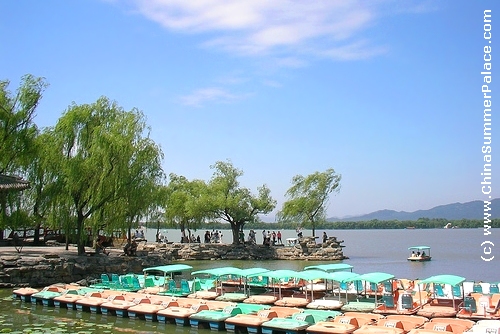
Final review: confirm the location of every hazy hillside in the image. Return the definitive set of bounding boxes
[328,198,500,222]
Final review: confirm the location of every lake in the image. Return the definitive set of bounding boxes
[1,228,498,333]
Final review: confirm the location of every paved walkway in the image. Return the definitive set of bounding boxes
[0,245,123,257]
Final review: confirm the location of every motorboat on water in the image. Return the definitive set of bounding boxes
[407,246,432,262]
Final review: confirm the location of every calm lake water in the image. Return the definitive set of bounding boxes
[2,228,498,333]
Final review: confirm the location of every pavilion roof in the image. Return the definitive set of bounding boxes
[0,174,30,192]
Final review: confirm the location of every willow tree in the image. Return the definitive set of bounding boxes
[204,161,276,244]
[45,97,164,255]
[0,75,48,235]
[163,174,208,242]
[278,168,341,237]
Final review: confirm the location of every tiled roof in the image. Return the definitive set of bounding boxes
[0,174,30,191]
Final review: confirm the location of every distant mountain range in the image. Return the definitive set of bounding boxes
[328,199,500,222]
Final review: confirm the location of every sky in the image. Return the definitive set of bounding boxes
[1,0,498,220]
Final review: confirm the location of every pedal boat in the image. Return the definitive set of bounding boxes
[157,303,209,326]
[407,246,432,262]
[244,294,279,305]
[466,319,500,333]
[53,288,101,309]
[415,275,466,318]
[307,299,344,310]
[190,303,268,331]
[306,312,384,334]
[407,317,475,334]
[99,296,149,317]
[225,306,302,334]
[12,287,39,302]
[374,291,430,316]
[75,291,120,313]
[30,286,66,306]
[261,310,340,334]
[457,293,500,320]
[189,305,244,331]
[156,297,231,325]
[275,296,311,308]
[353,315,428,334]
[127,299,177,321]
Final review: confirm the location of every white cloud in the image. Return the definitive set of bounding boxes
[131,0,386,60]
[179,87,250,107]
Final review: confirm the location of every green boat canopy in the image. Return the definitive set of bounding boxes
[143,264,193,274]
[329,271,360,283]
[353,272,395,284]
[297,269,338,281]
[419,274,466,286]
[191,266,243,277]
[246,269,300,280]
[408,246,431,250]
[303,263,353,272]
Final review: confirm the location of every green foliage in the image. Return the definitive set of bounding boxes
[254,218,500,230]
[0,74,48,173]
[43,97,164,254]
[163,174,209,237]
[203,160,276,244]
[278,168,341,236]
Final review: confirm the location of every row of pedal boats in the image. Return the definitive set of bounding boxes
[12,263,500,334]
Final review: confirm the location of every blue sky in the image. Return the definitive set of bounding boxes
[1,0,497,219]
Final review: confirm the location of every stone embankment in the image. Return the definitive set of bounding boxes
[0,236,346,288]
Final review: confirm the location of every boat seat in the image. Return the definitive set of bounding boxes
[462,296,477,313]
[382,292,395,308]
[401,293,414,309]
[489,284,500,294]
[452,285,462,298]
[473,283,484,294]
[434,284,445,297]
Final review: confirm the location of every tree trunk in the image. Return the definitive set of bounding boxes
[231,221,244,244]
[76,213,86,255]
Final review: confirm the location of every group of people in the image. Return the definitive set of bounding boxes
[411,250,426,257]
[261,230,283,246]
[203,230,223,243]
[156,231,168,243]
